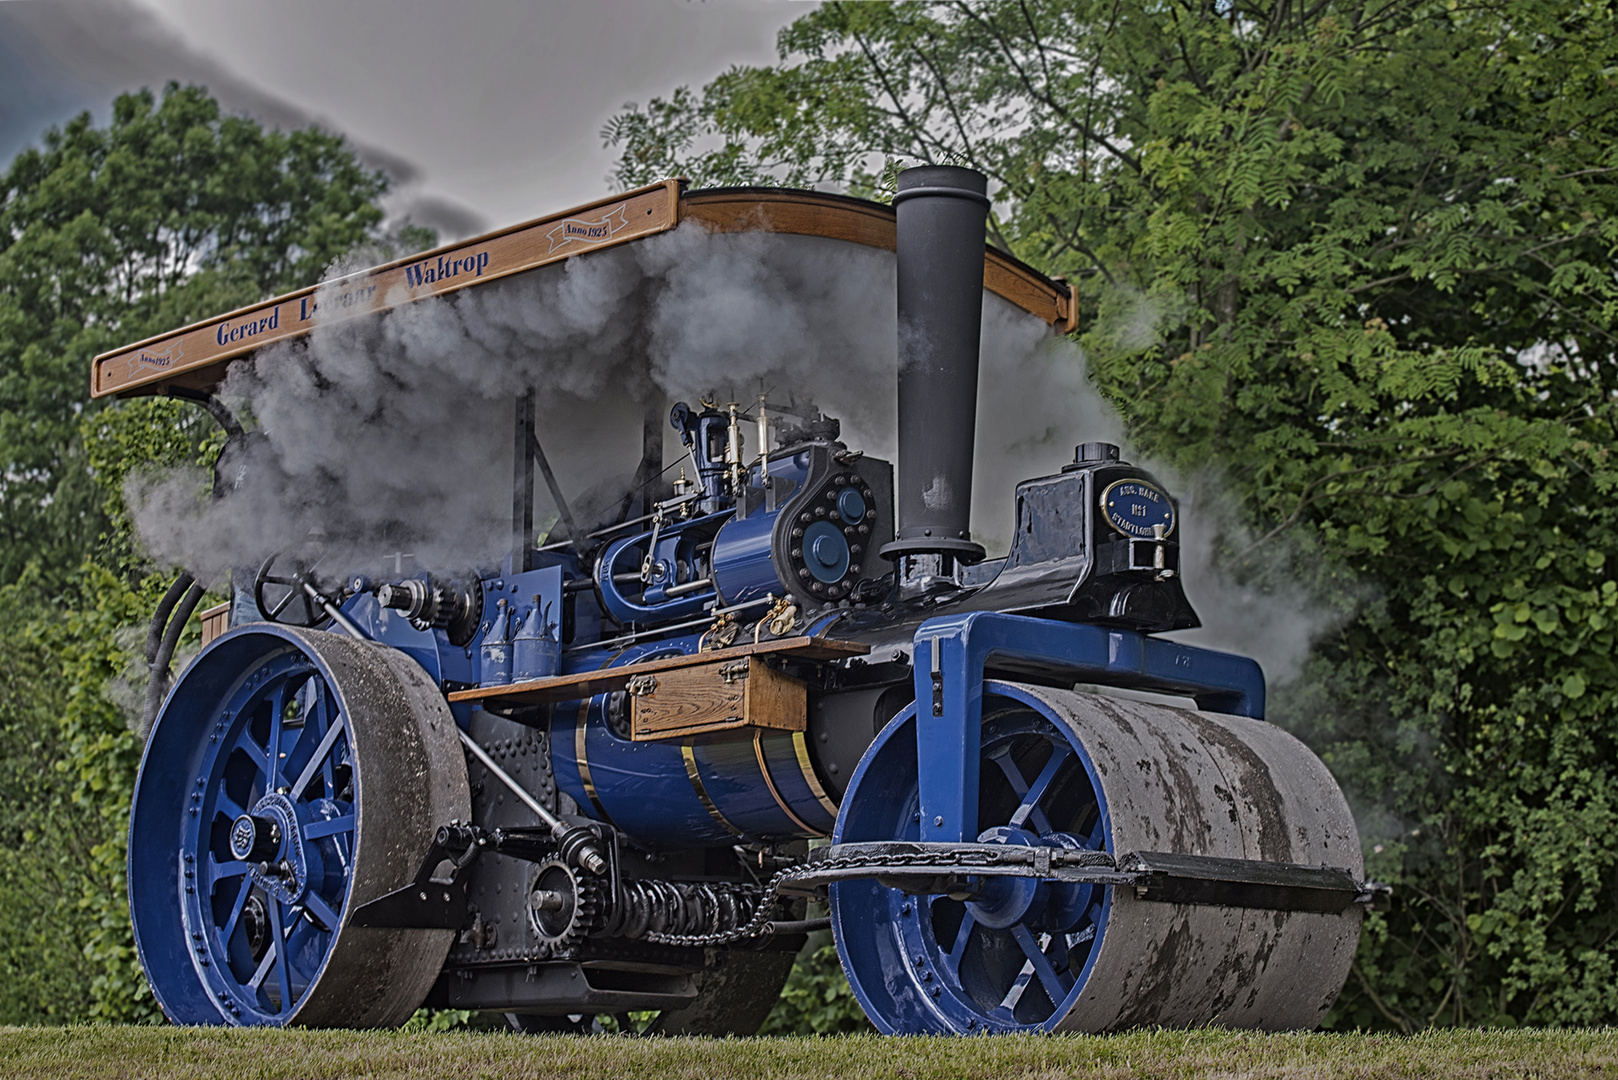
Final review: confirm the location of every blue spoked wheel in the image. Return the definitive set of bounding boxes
[829,682,1112,1034]
[129,625,468,1026]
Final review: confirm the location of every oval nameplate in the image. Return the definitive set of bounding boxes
[1100,479,1175,539]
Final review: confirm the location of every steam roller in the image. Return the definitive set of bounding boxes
[107,166,1381,1033]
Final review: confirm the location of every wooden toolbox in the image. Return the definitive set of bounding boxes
[627,657,806,741]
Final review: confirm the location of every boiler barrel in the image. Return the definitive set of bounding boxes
[550,647,838,846]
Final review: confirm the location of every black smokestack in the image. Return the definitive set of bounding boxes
[880,165,990,572]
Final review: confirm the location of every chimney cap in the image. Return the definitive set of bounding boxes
[893,165,990,208]
[1063,442,1121,471]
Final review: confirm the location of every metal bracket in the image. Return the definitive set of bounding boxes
[350,821,484,930]
[911,613,1266,843]
[717,660,750,684]
[1121,851,1369,915]
[626,674,659,696]
[349,819,620,930]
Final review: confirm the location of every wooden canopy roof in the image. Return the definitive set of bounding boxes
[91,181,1074,400]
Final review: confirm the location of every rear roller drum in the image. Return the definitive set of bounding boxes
[129,625,469,1026]
[829,681,1362,1034]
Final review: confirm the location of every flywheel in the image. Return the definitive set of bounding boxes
[128,625,470,1026]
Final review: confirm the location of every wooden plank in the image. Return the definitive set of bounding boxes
[447,635,867,707]
[684,189,897,251]
[197,602,231,649]
[91,181,684,399]
[743,661,808,732]
[685,189,1075,332]
[632,663,748,737]
[92,185,1076,400]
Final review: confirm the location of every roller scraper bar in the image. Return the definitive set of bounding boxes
[911,611,1265,844]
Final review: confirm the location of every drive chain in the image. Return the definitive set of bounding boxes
[641,845,1116,948]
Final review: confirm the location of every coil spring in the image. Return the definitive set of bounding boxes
[599,877,765,941]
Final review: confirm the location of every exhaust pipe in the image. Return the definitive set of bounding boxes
[880,165,990,588]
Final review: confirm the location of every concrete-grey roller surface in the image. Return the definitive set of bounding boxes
[275,629,471,1028]
[1011,686,1362,1033]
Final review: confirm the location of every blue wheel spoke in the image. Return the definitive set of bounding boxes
[1011,925,1071,1005]
[265,685,288,789]
[282,912,315,982]
[302,815,354,840]
[247,935,277,993]
[290,712,347,799]
[309,688,340,796]
[303,889,341,930]
[989,745,1055,835]
[213,790,248,823]
[208,856,251,889]
[941,908,975,978]
[268,901,293,1011]
[232,728,269,777]
[217,875,253,943]
[994,965,1035,1015]
[1009,745,1071,834]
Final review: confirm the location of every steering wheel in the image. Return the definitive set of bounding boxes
[253,549,333,628]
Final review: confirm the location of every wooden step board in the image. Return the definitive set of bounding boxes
[446,635,869,708]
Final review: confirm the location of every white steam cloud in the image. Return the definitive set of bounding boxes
[124,222,1340,686]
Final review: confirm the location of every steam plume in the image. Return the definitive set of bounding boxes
[124,222,1341,686]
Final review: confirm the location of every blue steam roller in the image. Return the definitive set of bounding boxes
[110,169,1379,1033]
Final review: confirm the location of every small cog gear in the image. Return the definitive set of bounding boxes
[526,857,602,955]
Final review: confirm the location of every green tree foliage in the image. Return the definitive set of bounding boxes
[0,82,389,596]
[0,584,100,1023]
[0,84,409,1021]
[607,0,1618,1028]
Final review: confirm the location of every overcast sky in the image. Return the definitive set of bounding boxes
[0,0,808,238]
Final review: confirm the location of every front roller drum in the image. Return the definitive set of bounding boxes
[829,681,1362,1034]
[128,625,470,1026]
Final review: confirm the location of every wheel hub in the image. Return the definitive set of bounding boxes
[229,814,282,864]
[246,793,309,904]
[965,827,1047,930]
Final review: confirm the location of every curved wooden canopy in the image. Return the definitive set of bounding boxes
[91,181,1074,400]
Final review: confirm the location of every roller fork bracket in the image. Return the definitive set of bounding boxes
[911,612,1266,843]
[350,820,484,930]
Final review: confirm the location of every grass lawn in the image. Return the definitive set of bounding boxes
[0,1026,1613,1079]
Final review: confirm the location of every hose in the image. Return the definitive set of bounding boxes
[141,574,206,736]
[144,572,194,667]
[140,388,247,735]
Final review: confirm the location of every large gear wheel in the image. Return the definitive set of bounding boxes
[526,858,601,956]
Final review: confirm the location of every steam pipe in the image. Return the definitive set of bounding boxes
[879,165,990,572]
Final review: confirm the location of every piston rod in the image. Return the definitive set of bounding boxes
[457,729,607,875]
[309,588,607,877]
[301,580,369,641]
